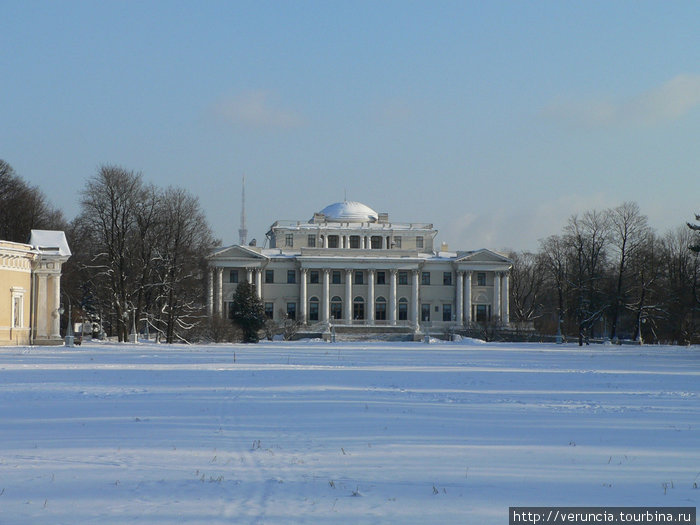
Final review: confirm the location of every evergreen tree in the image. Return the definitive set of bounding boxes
[688,214,700,253]
[230,281,266,343]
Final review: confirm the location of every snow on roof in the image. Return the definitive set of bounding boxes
[29,230,71,257]
[316,201,379,223]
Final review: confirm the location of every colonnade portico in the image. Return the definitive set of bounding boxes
[453,269,509,325]
[297,265,421,326]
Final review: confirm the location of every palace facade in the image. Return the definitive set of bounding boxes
[0,230,71,346]
[207,202,512,333]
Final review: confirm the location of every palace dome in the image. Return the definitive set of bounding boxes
[316,201,379,222]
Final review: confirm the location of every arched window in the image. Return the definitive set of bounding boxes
[353,296,365,321]
[375,296,387,321]
[398,297,408,321]
[331,296,342,320]
[309,296,320,322]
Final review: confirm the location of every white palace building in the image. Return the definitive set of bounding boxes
[207,201,512,336]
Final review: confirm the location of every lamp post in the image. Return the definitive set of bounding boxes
[61,294,74,347]
[129,306,138,343]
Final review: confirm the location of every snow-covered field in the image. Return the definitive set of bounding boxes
[0,339,697,524]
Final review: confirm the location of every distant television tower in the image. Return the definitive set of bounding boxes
[238,175,248,245]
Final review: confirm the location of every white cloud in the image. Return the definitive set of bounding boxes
[215,90,304,129]
[542,74,700,128]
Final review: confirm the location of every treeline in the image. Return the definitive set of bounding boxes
[508,202,700,345]
[0,160,67,241]
[1,160,218,343]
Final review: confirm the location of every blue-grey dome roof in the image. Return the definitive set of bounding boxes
[317,201,378,222]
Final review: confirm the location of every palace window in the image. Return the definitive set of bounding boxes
[475,304,490,322]
[398,271,408,285]
[265,270,274,283]
[265,302,274,319]
[477,272,486,286]
[287,302,296,320]
[353,296,365,320]
[375,296,387,321]
[371,236,382,249]
[309,270,319,284]
[285,234,293,247]
[354,271,364,285]
[442,304,453,322]
[331,296,342,319]
[443,272,452,286]
[376,271,386,285]
[307,235,316,247]
[421,303,431,322]
[349,236,361,249]
[421,272,430,285]
[398,298,408,321]
[287,270,296,284]
[416,236,424,249]
[229,270,238,283]
[328,235,339,248]
[332,271,341,284]
[393,236,402,249]
[309,297,319,321]
[11,291,24,328]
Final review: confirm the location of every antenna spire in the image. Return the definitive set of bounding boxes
[238,175,248,245]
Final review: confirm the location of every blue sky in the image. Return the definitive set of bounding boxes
[2,1,699,250]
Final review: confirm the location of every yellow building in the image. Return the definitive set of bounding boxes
[0,231,71,346]
[0,240,34,345]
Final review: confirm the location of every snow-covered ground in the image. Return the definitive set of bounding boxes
[0,340,697,524]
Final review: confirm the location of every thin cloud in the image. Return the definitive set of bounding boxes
[215,90,304,129]
[543,74,700,128]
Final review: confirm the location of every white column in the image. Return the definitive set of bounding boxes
[389,269,397,325]
[51,274,61,338]
[345,269,353,323]
[300,268,308,324]
[493,272,501,324]
[37,273,48,338]
[411,269,420,327]
[207,270,214,316]
[322,269,330,323]
[246,268,253,284]
[464,271,472,325]
[456,271,464,325]
[255,269,262,299]
[368,269,375,323]
[216,268,224,318]
[323,234,328,249]
[502,272,509,325]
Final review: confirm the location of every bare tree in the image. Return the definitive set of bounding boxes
[151,187,217,343]
[508,250,546,326]
[564,211,611,345]
[75,165,144,341]
[608,202,649,341]
[628,231,663,343]
[659,227,699,344]
[539,235,569,339]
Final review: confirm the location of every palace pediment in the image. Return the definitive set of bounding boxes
[209,244,267,261]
